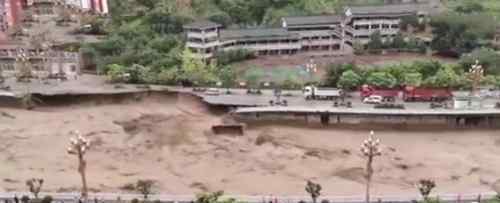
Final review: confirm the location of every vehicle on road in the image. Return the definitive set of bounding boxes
[205,88,220,96]
[303,85,343,100]
[360,85,398,102]
[403,86,452,102]
[363,95,383,104]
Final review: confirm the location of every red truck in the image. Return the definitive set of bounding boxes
[403,86,453,102]
[360,85,400,102]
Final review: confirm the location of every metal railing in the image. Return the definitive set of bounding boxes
[0,192,496,203]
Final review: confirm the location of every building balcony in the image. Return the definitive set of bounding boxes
[192,52,214,59]
[353,19,400,26]
[187,31,218,39]
[351,28,399,37]
[223,43,301,51]
[301,39,341,46]
[186,41,220,49]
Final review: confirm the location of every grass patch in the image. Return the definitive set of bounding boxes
[240,65,321,85]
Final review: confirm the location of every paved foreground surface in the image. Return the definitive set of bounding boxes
[0,192,497,203]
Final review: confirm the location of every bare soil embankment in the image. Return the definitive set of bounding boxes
[1,92,500,196]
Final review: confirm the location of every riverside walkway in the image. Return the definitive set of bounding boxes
[0,192,496,203]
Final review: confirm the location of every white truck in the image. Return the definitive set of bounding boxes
[303,85,343,100]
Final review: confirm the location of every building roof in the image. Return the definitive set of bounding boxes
[220,28,299,41]
[183,20,221,29]
[347,3,434,17]
[282,15,341,27]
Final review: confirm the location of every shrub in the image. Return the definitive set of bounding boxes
[281,79,303,90]
[106,64,128,83]
[41,196,53,203]
[21,195,30,203]
[353,41,365,55]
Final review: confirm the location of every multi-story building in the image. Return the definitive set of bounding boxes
[184,1,439,59]
[343,3,437,45]
[184,16,345,59]
[64,0,108,14]
[184,20,221,59]
[0,40,80,79]
[26,0,108,15]
[0,0,23,32]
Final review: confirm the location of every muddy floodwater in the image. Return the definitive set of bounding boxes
[1,93,499,196]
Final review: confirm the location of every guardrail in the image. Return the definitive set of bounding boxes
[0,192,497,203]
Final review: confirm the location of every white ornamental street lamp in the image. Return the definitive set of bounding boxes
[361,131,382,203]
[468,60,484,96]
[67,130,91,199]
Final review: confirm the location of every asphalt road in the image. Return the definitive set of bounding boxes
[185,87,500,110]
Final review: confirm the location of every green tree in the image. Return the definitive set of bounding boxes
[353,40,366,55]
[305,180,322,203]
[106,64,128,83]
[403,72,423,87]
[217,65,236,91]
[367,31,384,51]
[323,63,357,87]
[366,72,397,88]
[338,70,362,90]
[430,14,495,55]
[179,48,218,86]
[459,48,500,75]
[391,33,406,49]
[455,1,484,14]
[424,65,461,88]
[400,15,419,32]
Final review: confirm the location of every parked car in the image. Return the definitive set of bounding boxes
[363,95,383,104]
[205,88,220,96]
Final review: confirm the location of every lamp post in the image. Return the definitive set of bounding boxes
[67,130,91,199]
[361,131,382,203]
[468,60,484,97]
[16,48,31,83]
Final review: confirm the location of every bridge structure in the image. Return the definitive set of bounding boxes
[232,106,500,128]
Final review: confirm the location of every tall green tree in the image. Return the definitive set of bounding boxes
[403,72,423,87]
[179,48,218,86]
[423,65,461,88]
[459,48,500,75]
[430,14,495,55]
[367,31,384,51]
[338,70,362,90]
[366,72,397,88]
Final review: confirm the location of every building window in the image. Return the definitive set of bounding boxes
[391,24,399,29]
[71,65,77,72]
